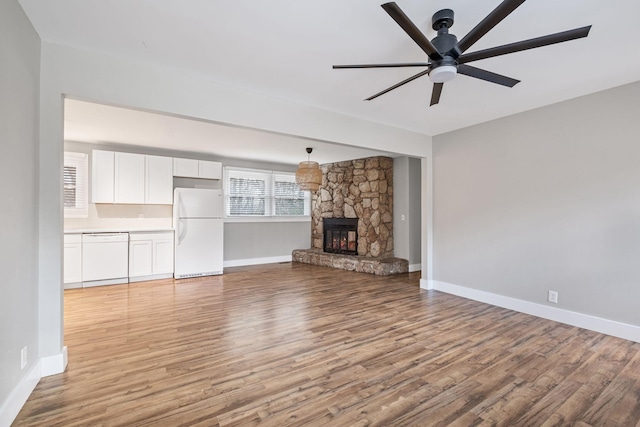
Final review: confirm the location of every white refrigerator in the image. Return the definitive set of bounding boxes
[173,188,224,278]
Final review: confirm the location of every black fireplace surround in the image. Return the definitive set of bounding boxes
[323,218,358,255]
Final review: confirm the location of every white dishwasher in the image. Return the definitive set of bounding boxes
[82,232,129,287]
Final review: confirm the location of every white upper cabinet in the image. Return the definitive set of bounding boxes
[145,155,173,204]
[92,150,174,205]
[173,157,199,178]
[114,152,145,204]
[198,160,222,179]
[173,157,222,179]
[91,150,115,203]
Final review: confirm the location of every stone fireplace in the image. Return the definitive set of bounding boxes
[312,156,394,258]
[293,156,408,275]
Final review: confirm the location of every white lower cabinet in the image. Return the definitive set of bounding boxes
[153,239,174,275]
[129,240,153,277]
[65,230,175,287]
[129,231,174,282]
[64,233,83,289]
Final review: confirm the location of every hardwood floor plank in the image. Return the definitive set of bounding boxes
[12,263,640,426]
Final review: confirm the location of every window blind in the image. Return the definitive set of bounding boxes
[224,167,310,217]
[273,173,306,216]
[64,152,88,218]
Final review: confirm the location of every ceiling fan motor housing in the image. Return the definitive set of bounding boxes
[429,9,459,82]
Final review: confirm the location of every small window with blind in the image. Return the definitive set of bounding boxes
[64,152,88,218]
[224,167,310,219]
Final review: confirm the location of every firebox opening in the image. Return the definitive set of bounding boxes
[323,218,358,255]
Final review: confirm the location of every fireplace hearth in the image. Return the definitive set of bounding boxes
[323,218,358,255]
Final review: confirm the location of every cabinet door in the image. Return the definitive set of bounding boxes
[115,152,145,204]
[153,238,174,274]
[129,240,153,277]
[198,160,222,179]
[145,155,173,204]
[91,150,114,203]
[173,158,199,178]
[63,235,82,284]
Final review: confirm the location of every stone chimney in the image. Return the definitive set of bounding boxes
[311,156,394,258]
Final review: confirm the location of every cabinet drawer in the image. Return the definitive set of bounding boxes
[130,231,174,241]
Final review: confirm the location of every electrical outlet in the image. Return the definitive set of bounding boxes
[548,290,559,304]
[21,346,27,369]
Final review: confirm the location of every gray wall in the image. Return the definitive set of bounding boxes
[433,81,640,326]
[224,222,310,261]
[0,0,40,412]
[393,156,422,266]
[408,157,422,265]
[393,157,410,261]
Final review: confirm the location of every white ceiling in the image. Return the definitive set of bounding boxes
[19,0,640,163]
[63,99,394,165]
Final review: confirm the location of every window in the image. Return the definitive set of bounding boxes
[64,152,88,218]
[224,167,310,218]
[273,173,306,216]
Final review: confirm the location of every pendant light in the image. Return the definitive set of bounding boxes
[295,147,322,192]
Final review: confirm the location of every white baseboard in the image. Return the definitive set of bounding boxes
[63,281,82,290]
[0,362,40,427]
[223,255,292,268]
[82,277,128,287]
[422,280,640,343]
[129,273,174,283]
[0,347,67,427]
[408,263,421,273]
[41,346,68,377]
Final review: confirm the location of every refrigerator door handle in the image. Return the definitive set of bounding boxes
[177,218,185,246]
[174,191,182,245]
[177,191,183,217]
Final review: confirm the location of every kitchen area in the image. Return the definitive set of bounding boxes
[64,148,225,289]
[60,97,388,291]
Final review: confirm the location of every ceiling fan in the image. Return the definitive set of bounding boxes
[333,0,591,106]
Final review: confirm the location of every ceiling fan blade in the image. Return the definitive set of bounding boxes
[333,62,429,69]
[459,26,591,64]
[381,2,443,61]
[456,0,526,54]
[430,83,443,106]
[457,64,520,87]
[365,69,430,101]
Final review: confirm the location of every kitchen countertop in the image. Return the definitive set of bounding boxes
[64,228,174,234]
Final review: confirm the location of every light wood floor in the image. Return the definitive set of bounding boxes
[14,263,640,426]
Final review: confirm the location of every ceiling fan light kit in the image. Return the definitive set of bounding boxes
[429,65,457,83]
[333,0,591,106]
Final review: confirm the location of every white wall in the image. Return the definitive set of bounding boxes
[0,0,41,424]
[432,81,640,333]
